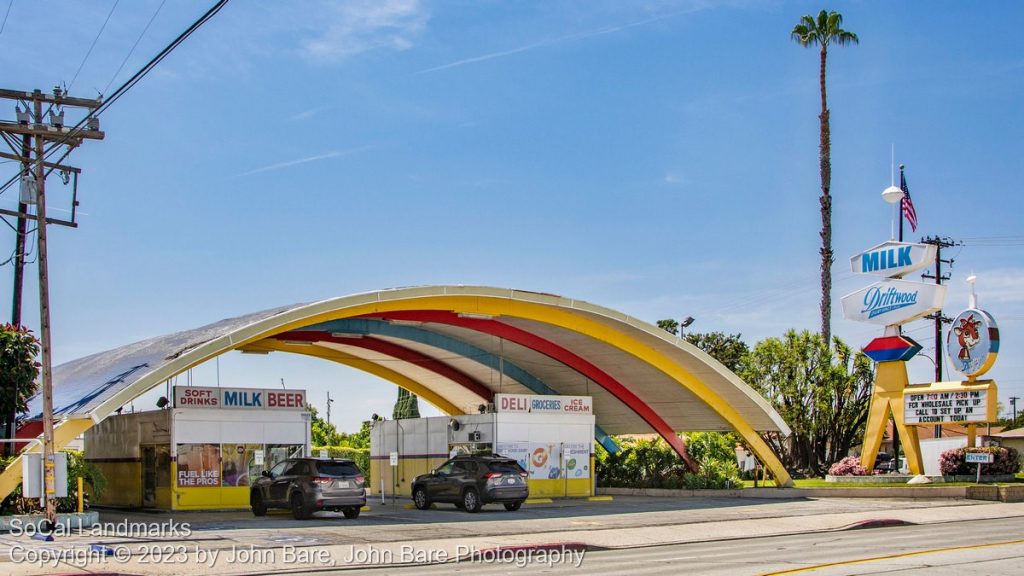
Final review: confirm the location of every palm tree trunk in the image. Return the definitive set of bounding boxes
[818,44,832,343]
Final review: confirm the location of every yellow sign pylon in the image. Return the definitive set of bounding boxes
[859,361,924,475]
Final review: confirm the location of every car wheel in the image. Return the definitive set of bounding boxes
[413,487,431,510]
[462,488,481,513]
[291,493,311,520]
[343,507,361,519]
[250,491,267,517]
[503,501,522,512]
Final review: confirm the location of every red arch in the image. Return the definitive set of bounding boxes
[362,311,697,471]
[274,331,493,401]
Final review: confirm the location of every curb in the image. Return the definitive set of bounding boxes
[841,518,915,530]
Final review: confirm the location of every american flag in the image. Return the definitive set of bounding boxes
[900,170,918,232]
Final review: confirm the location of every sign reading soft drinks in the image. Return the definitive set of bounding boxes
[841,278,946,326]
[174,386,306,411]
[850,241,935,278]
[495,394,593,415]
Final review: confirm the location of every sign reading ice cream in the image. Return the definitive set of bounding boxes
[174,386,306,411]
[495,394,592,415]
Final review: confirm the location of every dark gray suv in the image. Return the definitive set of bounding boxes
[411,455,528,513]
[250,458,366,520]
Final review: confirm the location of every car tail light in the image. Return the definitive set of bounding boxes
[355,475,365,486]
[313,476,332,486]
[483,472,503,479]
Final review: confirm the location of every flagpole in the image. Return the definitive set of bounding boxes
[898,164,905,242]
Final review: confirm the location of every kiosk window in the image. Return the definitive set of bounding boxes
[266,444,304,472]
[222,443,262,487]
[176,443,221,487]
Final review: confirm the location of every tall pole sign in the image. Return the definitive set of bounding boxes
[848,179,998,477]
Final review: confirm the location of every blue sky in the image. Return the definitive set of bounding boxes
[2,1,1022,432]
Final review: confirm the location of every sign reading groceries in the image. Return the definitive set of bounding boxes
[174,386,306,410]
[495,394,592,415]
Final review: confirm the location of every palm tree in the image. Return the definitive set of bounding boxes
[791,10,858,343]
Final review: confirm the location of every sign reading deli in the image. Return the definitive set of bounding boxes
[173,386,307,410]
[850,241,936,278]
[840,278,947,326]
[495,394,593,415]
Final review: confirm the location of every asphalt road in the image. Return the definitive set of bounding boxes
[358,516,1024,576]
[1,497,1021,575]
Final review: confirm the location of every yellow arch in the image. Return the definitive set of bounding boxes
[245,340,466,416]
[2,291,793,496]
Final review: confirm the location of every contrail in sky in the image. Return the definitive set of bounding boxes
[418,7,705,74]
[236,146,377,177]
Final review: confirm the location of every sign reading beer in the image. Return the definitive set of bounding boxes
[495,394,592,415]
[850,241,936,278]
[841,278,946,326]
[173,386,307,411]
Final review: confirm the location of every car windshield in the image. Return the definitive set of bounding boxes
[487,460,525,474]
[315,462,360,477]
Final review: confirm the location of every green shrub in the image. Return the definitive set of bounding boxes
[939,446,1020,476]
[595,434,742,490]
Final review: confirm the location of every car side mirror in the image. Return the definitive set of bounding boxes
[262,470,271,478]
[430,470,437,476]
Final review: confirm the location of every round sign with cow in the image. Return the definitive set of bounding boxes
[945,309,999,379]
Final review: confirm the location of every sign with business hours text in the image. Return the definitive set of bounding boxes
[904,389,989,425]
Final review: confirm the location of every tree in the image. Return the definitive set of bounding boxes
[791,10,858,343]
[392,388,420,420]
[0,324,40,457]
[656,319,679,335]
[683,332,749,373]
[656,321,749,374]
[740,330,872,476]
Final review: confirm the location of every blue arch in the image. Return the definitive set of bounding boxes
[302,318,619,453]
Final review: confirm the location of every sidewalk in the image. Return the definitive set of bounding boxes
[1,497,1022,574]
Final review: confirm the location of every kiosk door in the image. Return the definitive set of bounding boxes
[143,446,157,507]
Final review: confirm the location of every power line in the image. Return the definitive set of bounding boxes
[67,0,121,92]
[102,0,167,97]
[0,0,12,39]
[0,0,229,199]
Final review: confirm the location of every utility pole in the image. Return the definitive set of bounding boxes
[0,87,103,525]
[921,236,957,439]
[1010,397,1019,425]
[326,391,334,425]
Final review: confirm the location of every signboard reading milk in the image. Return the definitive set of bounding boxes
[495,394,592,415]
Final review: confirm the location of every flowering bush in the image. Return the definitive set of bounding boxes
[939,447,1020,476]
[827,456,869,476]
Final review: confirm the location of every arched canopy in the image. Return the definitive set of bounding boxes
[18,286,793,487]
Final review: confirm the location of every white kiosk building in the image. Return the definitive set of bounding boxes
[372,394,595,498]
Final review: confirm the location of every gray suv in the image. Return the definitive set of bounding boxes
[411,455,528,513]
[250,458,366,520]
